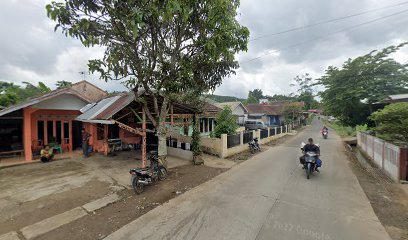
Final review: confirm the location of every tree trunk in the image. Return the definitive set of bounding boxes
[157,124,168,169]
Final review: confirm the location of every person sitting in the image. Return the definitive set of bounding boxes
[40,145,54,163]
[299,138,322,171]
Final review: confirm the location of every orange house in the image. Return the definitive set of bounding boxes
[0,81,107,161]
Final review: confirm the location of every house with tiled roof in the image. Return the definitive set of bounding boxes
[0,81,107,161]
[215,101,248,124]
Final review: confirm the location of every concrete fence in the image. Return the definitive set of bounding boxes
[166,121,303,159]
[357,132,408,182]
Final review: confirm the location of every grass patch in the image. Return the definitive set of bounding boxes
[323,120,355,137]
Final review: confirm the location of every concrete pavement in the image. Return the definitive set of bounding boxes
[105,119,390,240]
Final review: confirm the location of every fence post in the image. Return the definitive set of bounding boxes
[274,127,277,136]
[267,127,270,137]
[240,131,244,146]
[280,126,283,135]
[285,125,288,133]
[382,141,385,170]
[221,134,227,158]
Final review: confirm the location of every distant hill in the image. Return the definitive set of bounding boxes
[205,94,245,103]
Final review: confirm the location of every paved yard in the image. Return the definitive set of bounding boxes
[0,150,191,236]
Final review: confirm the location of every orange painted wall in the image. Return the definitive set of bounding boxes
[24,108,82,161]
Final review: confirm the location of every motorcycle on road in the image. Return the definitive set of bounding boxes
[322,130,328,139]
[248,137,261,154]
[300,142,321,179]
[129,151,167,194]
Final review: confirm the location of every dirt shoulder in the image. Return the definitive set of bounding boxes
[37,164,227,240]
[343,143,408,240]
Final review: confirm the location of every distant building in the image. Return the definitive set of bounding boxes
[215,101,248,124]
[383,94,408,103]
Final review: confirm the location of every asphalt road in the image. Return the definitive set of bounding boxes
[105,119,390,240]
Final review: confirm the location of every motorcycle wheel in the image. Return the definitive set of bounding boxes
[158,167,167,181]
[131,175,144,194]
[306,163,311,179]
[250,147,255,154]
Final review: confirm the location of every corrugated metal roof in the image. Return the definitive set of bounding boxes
[389,93,408,100]
[0,88,91,117]
[76,91,138,121]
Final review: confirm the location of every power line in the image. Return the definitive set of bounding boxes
[241,8,408,64]
[250,1,408,41]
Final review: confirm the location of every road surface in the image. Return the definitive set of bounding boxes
[105,119,390,240]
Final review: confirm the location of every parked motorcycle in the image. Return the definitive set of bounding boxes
[300,142,320,179]
[129,151,167,194]
[248,137,261,154]
[322,130,328,139]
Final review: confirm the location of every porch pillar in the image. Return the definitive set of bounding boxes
[103,124,109,156]
[69,120,73,151]
[44,120,48,145]
[23,107,35,161]
[142,109,147,168]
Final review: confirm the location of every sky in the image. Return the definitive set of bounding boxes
[1,0,408,98]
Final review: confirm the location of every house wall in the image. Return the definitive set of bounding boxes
[85,122,143,154]
[25,108,82,160]
[32,94,88,110]
[232,106,246,116]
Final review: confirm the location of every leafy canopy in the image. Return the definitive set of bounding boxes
[0,81,51,107]
[282,103,303,123]
[370,102,408,143]
[317,43,408,126]
[213,106,238,138]
[46,0,249,102]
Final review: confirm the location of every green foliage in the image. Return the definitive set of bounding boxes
[46,0,250,132]
[213,106,238,138]
[370,103,408,142]
[205,94,244,103]
[355,124,368,133]
[244,92,258,104]
[318,43,408,126]
[282,103,303,123]
[56,80,72,89]
[249,89,264,101]
[267,94,296,102]
[290,73,320,110]
[191,122,202,156]
[0,81,51,107]
[325,121,355,137]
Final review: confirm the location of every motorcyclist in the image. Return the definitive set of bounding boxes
[322,126,328,133]
[299,138,322,172]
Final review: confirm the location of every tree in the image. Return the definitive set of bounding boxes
[290,73,319,110]
[0,81,51,107]
[47,0,249,161]
[213,106,238,138]
[282,103,302,123]
[244,92,258,104]
[56,80,72,89]
[267,94,296,102]
[249,89,263,101]
[370,102,408,143]
[317,43,408,126]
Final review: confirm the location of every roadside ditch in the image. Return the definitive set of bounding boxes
[344,141,408,240]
